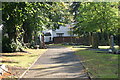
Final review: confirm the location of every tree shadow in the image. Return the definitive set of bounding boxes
[1,60,19,63]
[29,62,87,78]
[26,50,88,78]
[72,46,92,48]
[1,54,24,57]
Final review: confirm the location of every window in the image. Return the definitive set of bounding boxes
[56,33,64,37]
[44,32,51,36]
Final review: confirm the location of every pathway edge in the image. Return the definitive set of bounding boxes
[69,47,92,80]
[18,49,48,80]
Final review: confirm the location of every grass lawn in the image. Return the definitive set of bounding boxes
[0,49,47,68]
[71,46,119,78]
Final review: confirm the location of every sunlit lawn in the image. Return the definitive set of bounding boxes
[98,45,119,49]
[71,46,119,78]
[0,49,47,68]
[50,44,119,78]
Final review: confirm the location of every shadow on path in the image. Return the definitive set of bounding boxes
[23,45,88,79]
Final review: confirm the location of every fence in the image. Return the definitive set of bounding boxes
[53,36,89,45]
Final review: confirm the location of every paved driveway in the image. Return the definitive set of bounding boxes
[22,45,89,79]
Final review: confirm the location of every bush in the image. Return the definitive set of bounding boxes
[2,36,24,52]
[2,36,13,52]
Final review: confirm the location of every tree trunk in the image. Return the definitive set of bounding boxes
[89,32,92,46]
[23,32,28,43]
[39,33,45,49]
[0,25,2,53]
[91,32,99,49]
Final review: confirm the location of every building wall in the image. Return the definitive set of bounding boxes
[42,25,76,42]
[43,36,51,42]
[52,25,71,37]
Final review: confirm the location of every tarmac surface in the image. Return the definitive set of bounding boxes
[22,45,89,79]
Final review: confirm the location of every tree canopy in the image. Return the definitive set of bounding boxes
[2,2,120,52]
[2,2,71,52]
[70,2,119,48]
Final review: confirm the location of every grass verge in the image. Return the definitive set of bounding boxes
[71,46,118,78]
[0,49,47,78]
[0,49,47,68]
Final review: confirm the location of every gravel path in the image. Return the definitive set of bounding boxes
[22,45,89,79]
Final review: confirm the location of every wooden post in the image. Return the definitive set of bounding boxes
[42,33,45,48]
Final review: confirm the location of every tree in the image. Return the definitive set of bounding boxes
[71,2,118,48]
[117,2,120,48]
[2,2,71,52]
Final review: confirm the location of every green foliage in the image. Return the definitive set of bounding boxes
[71,2,119,47]
[2,2,70,52]
[74,2,118,33]
[2,36,12,52]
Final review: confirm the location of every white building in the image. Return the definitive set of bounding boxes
[42,25,76,43]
